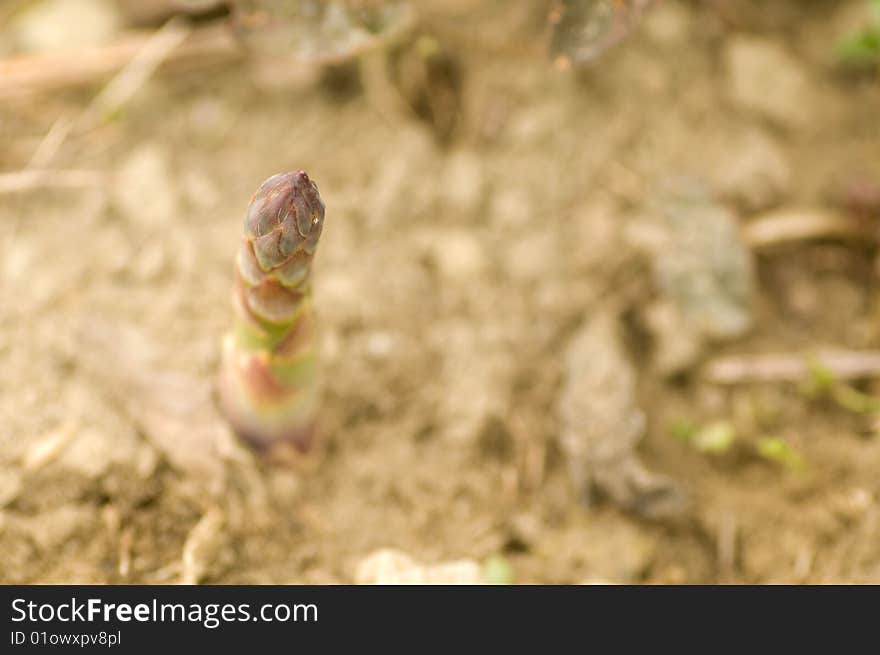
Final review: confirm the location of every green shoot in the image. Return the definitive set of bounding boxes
[671,419,736,455]
[669,418,698,443]
[756,436,806,473]
[692,421,737,455]
[800,358,835,398]
[831,385,880,416]
[800,356,880,416]
[837,0,880,66]
[482,555,514,585]
[217,171,325,462]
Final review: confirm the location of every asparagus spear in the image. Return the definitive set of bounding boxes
[218,170,325,461]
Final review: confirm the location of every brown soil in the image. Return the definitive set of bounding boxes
[1,0,879,584]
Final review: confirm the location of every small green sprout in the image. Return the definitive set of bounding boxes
[830,385,880,416]
[837,0,880,67]
[692,421,737,455]
[217,171,325,462]
[756,436,806,473]
[800,358,835,398]
[672,419,736,455]
[669,418,698,443]
[482,555,514,585]
[801,357,880,416]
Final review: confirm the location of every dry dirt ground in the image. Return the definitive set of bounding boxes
[1,0,879,584]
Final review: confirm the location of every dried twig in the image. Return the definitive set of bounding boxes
[0,23,241,102]
[26,18,191,170]
[704,350,880,384]
[716,512,738,583]
[180,507,227,585]
[744,208,876,250]
[21,422,77,471]
[2,20,202,194]
[0,169,107,194]
[85,18,191,127]
[27,115,78,170]
[118,527,135,579]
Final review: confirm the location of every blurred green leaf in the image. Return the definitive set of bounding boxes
[482,555,514,585]
[669,418,697,443]
[800,357,880,416]
[692,421,736,455]
[800,358,835,398]
[837,0,880,66]
[838,30,880,65]
[756,436,806,473]
[830,384,880,415]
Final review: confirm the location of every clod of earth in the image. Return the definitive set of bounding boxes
[218,170,326,463]
[71,318,227,483]
[558,313,689,521]
[638,179,756,375]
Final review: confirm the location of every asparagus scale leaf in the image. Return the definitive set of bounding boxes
[218,170,325,461]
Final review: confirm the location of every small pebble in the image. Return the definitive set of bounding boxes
[355,549,487,584]
[12,0,120,53]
